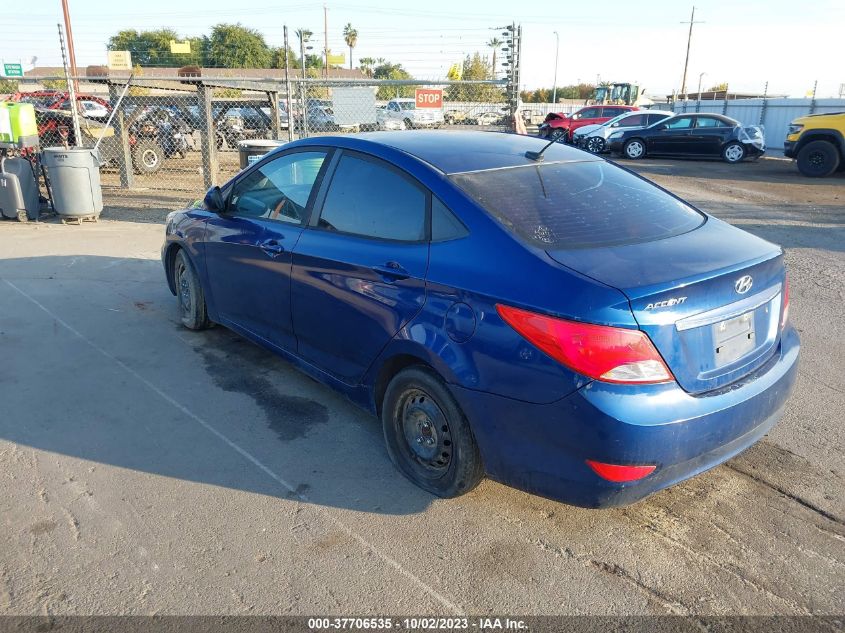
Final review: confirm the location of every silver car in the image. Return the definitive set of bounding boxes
[380,98,444,129]
[573,110,674,154]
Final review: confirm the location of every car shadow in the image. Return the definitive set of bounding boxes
[0,254,434,516]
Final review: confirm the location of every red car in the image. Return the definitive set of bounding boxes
[10,91,112,120]
[538,104,638,142]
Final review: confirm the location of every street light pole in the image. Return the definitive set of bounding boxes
[552,31,559,104]
[696,71,706,111]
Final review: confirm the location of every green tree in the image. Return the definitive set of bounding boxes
[107,29,204,67]
[374,61,413,99]
[206,23,272,68]
[706,82,728,92]
[486,38,502,79]
[343,23,358,70]
[446,53,504,102]
[42,78,68,90]
[358,56,377,77]
[273,46,300,69]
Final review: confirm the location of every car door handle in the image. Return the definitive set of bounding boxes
[259,239,285,257]
[372,262,410,281]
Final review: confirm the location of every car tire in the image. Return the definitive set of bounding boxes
[623,138,646,159]
[585,137,605,154]
[172,250,210,331]
[132,139,163,175]
[403,118,414,130]
[796,140,840,177]
[722,141,746,164]
[382,366,484,498]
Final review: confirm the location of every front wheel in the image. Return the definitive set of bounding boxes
[382,367,484,498]
[585,136,605,154]
[173,250,210,330]
[132,139,163,174]
[623,138,646,159]
[796,140,840,177]
[722,141,746,164]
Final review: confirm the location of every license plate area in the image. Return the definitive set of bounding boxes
[713,311,755,367]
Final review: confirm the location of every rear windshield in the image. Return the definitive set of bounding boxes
[450,160,704,249]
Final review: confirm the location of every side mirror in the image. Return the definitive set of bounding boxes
[204,186,225,212]
[611,122,620,127]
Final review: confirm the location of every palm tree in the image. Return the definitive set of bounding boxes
[487,38,502,79]
[343,23,358,70]
[359,56,376,77]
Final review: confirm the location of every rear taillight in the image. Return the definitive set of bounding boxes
[586,460,656,482]
[780,275,790,330]
[496,304,674,384]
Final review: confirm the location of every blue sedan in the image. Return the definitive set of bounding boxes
[162,131,799,508]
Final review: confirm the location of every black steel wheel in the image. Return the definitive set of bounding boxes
[173,250,210,330]
[797,140,840,177]
[382,367,484,497]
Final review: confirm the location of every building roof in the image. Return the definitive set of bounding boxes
[24,66,366,80]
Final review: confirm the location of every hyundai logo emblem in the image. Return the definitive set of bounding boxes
[735,275,753,294]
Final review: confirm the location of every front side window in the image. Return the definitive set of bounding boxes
[229,151,327,223]
[399,101,416,111]
[318,153,426,242]
[577,108,602,119]
[664,116,695,130]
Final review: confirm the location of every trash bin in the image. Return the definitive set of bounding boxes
[0,156,39,221]
[42,147,103,223]
[238,139,284,170]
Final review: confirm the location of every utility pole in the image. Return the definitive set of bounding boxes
[60,0,79,95]
[323,4,328,79]
[57,23,81,146]
[552,31,559,104]
[679,6,704,97]
[283,26,294,142]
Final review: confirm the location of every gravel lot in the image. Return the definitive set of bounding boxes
[0,156,843,616]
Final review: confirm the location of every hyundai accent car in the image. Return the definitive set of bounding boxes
[162,131,798,508]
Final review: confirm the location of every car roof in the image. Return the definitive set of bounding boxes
[297,130,600,174]
[392,98,415,102]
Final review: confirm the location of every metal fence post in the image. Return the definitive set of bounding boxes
[107,82,134,188]
[722,84,729,115]
[759,81,768,127]
[197,82,218,190]
[809,80,818,114]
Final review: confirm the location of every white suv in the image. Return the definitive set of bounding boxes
[379,98,443,130]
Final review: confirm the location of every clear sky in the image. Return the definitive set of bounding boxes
[2,0,843,98]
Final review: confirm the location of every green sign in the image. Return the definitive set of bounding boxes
[3,63,23,77]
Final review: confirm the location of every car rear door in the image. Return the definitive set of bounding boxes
[203,149,330,351]
[689,116,734,156]
[290,150,430,384]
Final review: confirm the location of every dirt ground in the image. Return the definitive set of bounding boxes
[0,155,843,617]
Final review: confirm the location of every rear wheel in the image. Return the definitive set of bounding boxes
[173,250,210,330]
[403,118,414,130]
[797,140,840,177]
[623,138,646,159]
[382,367,484,498]
[722,141,746,164]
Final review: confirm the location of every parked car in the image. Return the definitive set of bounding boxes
[444,109,468,125]
[380,98,443,129]
[609,113,766,163]
[214,104,274,150]
[573,110,674,154]
[538,105,638,142]
[783,111,845,177]
[470,111,506,126]
[162,131,798,508]
[520,108,545,125]
[11,90,112,121]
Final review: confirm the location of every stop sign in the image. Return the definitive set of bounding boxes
[415,89,443,109]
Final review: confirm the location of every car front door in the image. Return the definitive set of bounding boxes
[290,150,430,383]
[650,115,695,154]
[203,149,330,350]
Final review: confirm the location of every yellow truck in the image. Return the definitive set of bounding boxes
[783,111,845,177]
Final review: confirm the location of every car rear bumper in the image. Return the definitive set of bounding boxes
[451,325,799,508]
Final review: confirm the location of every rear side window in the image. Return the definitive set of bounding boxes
[450,161,704,249]
[620,113,646,127]
[318,153,426,241]
[431,197,468,241]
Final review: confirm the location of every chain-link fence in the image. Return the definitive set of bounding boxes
[13,76,514,194]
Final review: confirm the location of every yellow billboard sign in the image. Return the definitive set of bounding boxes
[327,52,345,65]
[107,50,132,70]
[170,40,191,54]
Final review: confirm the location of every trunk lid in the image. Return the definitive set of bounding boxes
[547,217,786,394]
